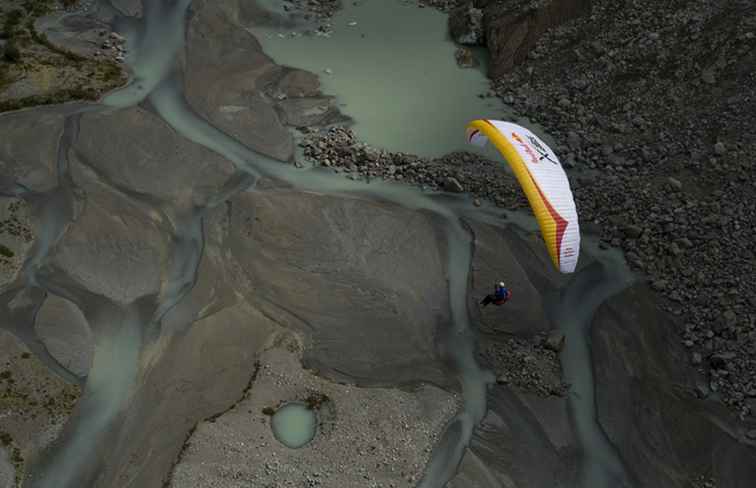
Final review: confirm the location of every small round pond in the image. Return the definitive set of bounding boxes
[271,402,317,448]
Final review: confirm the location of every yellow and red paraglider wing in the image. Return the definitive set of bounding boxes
[466,119,580,273]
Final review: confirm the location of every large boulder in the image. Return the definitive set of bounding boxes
[449,2,486,45]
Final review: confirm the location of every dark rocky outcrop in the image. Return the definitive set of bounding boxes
[446,0,593,77]
[483,0,593,78]
[449,1,485,45]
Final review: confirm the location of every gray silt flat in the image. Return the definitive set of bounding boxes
[223,189,453,388]
[72,106,238,208]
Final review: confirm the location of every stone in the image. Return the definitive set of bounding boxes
[747,399,756,415]
[622,224,643,239]
[544,331,565,353]
[667,177,682,190]
[714,142,726,155]
[651,279,668,291]
[566,131,581,149]
[710,353,735,370]
[676,237,693,248]
[443,177,464,193]
[701,69,716,84]
[723,310,737,326]
[454,47,479,68]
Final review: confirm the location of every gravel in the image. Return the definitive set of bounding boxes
[0,330,81,487]
[169,332,460,488]
[0,198,34,287]
[299,0,756,419]
[283,0,342,19]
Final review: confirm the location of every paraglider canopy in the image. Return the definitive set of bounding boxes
[466,119,580,273]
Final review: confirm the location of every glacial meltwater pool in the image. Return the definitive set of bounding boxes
[271,402,317,448]
[251,0,509,158]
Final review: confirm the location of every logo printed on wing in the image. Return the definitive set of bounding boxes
[510,132,539,165]
[526,134,559,165]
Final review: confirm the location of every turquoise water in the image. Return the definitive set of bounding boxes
[271,403,318,448]
[251,0,509,158]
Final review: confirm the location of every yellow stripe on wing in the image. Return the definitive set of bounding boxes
[465,119,560,268]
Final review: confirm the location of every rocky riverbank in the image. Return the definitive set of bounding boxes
[299,126,526,207]
[298,0,756,420]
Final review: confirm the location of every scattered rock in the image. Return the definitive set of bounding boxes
[482,335,568,397]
